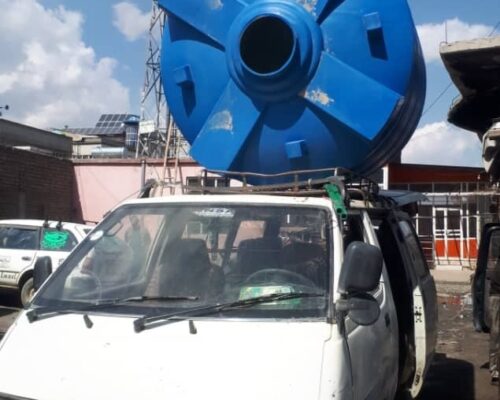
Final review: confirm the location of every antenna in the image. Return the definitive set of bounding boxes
[0,105,9,117]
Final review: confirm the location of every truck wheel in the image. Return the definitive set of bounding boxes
[20,277,35,308]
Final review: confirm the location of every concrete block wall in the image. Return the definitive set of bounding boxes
[0,145,76,221]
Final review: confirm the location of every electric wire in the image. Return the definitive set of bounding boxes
[410,17,500,145]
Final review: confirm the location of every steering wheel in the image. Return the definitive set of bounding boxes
[243,268,317,289]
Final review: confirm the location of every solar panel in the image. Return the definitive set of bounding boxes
[63,114,137,135]
[95,114,132,127]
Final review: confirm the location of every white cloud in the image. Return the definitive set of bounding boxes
[417,18,492,63]
[0,0,130,129]
[402,121,482,167]
[112,2,150,42]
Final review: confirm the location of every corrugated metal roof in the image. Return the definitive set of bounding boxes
[65,127,125,136]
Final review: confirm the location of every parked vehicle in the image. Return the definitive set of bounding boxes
[0,175,437,400]
[0,1,436,398]
[472,223,500,390]
[0,220,91,306]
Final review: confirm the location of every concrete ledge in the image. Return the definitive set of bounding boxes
[431,269,473,284]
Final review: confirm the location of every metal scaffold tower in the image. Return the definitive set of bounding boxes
[137,0,189,194]
[136,0,188,158]
[136,0,166,158]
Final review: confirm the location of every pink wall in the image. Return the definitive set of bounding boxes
[74,159,204,224]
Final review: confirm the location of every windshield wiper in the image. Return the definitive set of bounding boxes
[133,292,325,333]
[26,295,199,323]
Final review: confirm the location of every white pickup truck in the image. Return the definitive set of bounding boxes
[0,176,437,400]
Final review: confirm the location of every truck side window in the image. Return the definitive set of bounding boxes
[487,231,500,273]
[399,220,430,279]
[0,227,38,250]
[234,220,266,247]
[343,215,366,249]
[40,229,78,252]
[486,231,500,299]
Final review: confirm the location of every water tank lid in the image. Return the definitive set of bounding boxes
[124,115,140,125]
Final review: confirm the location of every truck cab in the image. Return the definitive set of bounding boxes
[0,177,437,400]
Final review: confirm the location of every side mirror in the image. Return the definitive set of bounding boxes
[338,241,383,295]
[337,242,383,326]
[33,256,53,292]
[336,293,381,326]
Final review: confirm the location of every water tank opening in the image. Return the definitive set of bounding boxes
[240,16,295,75]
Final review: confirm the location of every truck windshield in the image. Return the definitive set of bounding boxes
[34,203,331,319]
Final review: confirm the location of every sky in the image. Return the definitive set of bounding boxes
[0,0,498,168]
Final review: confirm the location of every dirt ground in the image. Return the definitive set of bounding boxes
[0,286,498,399]
[419,283,499,400]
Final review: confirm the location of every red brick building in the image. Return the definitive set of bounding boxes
[386,163,495,269]
[0,145,76,221]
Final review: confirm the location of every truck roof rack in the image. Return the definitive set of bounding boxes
[141,167,425,212]
[187,168,388,206]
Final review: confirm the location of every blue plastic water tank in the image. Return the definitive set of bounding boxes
[124,115,140,152]
[158,0,425,182]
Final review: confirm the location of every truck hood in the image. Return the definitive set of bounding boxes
[0,313,332,400]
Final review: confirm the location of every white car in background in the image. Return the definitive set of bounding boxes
[0,220,91,306]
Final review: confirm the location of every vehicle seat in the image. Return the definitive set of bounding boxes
[236,237,282,278]
[160,239,222,299]
[280,242,327,287]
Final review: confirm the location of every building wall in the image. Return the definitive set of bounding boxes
[388,163,488,184]
[0,145,75,221]
[387,163,496,269]
[73,159,204,223]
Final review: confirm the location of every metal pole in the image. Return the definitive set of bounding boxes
[140,159,146,191]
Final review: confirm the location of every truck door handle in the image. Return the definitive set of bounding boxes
[21,256,32,261]
[384,313,391,327]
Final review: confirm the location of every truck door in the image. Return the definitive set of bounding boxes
[0,225,40,286]
[393,212,438,397]
[342,212,399,400]
[373,210,438,398]
[472,223,500,333]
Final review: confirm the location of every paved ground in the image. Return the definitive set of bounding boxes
[0,292,20,336]
[0,271,498,399]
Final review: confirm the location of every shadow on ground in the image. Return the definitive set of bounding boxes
[0,292,21,309]
[420,353,475,399]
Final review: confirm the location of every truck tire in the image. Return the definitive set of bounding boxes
[20,277,34,308]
